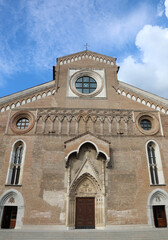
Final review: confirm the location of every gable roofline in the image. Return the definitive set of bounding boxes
[57,50,117,62]
[118,81,168,114]
[55,50,118,69]
[118,81,168,106]
[0,80,55,106]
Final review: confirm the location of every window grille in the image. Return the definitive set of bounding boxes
[75,76,97,94]
[140,119,151,130]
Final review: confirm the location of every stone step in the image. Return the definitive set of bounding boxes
[0,228,168,240]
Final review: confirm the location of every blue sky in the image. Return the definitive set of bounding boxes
[0,0,168,98]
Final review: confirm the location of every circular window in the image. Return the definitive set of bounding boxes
[75,76,97,94]
[10,111,35,134]
[140,119,152,130]
[136,113,159,135]
[70,70,104,97]
[16,118,29,129]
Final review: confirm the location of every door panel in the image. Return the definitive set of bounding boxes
[10,206,17,228]
[75,197,95,229]
[1,206,17,229]
[153,206,167,228]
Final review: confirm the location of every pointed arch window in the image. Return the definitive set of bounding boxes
[146,141,165,185]
[7,141,25,185]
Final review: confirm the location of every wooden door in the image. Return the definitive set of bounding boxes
[1,206,17,229]
[153,206,167,228]
[75,197,95,229]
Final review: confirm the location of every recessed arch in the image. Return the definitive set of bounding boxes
[0,189,24,229]
[147,189,168,227]
[67,170,105,229]
[65,140,110,168]
[70,172,102,196]
[65,135,107,229]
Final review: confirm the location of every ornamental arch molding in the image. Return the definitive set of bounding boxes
[0,189,24,229]
[69,172,102,197]
[65,135,107,229]
[66,172,105,229]
[64,132,111,168]
[147,189,168,227]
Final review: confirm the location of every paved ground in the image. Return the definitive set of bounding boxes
[0,225,168,240]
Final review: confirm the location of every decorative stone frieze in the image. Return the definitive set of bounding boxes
[35,108,133,137]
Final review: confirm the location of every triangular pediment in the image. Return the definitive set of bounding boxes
[70,158,101,189]
[56,50,118,68]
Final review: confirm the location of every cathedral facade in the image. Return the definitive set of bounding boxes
[0,50,168,229]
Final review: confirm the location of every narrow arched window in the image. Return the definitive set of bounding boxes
[146,141,165,185]
[147,142,158,185]
[7,141,25,185]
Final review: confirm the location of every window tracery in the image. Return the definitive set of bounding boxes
[6,141,25,185]
[146,141,165,185]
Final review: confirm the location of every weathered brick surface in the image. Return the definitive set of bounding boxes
[0,51,168,228]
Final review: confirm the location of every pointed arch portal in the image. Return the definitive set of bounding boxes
[65,134,108,229]
[67,172,105,229]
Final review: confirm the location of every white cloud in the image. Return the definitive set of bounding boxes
[92,5,151,47]
[157,0,164,17]
[118,25,168,98]
[0,0,164,93]
[165,0,168,17]
[24,0,152,68]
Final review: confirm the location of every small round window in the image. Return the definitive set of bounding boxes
[16,118,29,129]
[140,119,152,130]
[75,76,97,94]
[10,111,35,134]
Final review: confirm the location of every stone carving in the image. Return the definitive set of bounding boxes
[155,196,161,202]
[8,197,15,203]
[36,108,133,136]
[77,179,95,194]
[84,150,91,160]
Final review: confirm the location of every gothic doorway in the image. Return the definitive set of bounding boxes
[147,189,168,228]
[1,206,17,229]
[153,206,167,228]
[64,136,110,229]
[75,197,95,229]
[0,189,24,229]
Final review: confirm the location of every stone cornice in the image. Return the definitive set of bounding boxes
[118,81,168,114]
[56,50,118,67]
[0,81,55,105]
[0,81,56,113]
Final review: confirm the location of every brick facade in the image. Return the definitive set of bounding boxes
[0,50,168,229]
